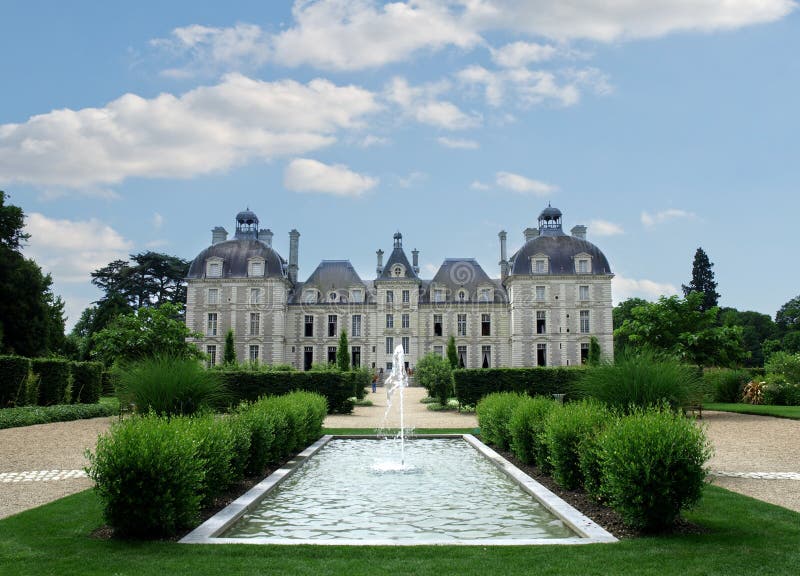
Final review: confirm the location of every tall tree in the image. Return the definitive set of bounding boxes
[223,329,237,365]
[337,330,350,371]
[446,336,459,369]
[775,294,800,334]
[0,191,66,357]
[682,247,720,312]
[719,308,778,367]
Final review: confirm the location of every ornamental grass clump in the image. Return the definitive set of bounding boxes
[476,392,524,450]
[115,355,229,416]
[577,349,698,413]
[508,395,559,467]
[543,400,610,490]
[598,406,711,531]
[87,415,204,538]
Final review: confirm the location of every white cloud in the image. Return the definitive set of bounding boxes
[271,0,481,70]
[495,171,557,195]
[385,77,481,130]
[151,23,270,77]
[612,274,679,304]
[284,158,378,196]
[491,41,557,68]
[641,208,697,227]
[358,134,390,147]
[437,136,479,149]
[470,180,490,190]
[23,213,133,284]
[0,74,380,189]
[589,219,624,236]
[152,212,164,229]
[464,0,796,42]
[398,171,427,189]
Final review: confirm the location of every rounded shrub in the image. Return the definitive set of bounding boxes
[415,353,454,406]
[476,392,523,450]
[87,415,205,538]
[704,368,750,403]
[508,395,558,466]
[543,400,610,490]
[599,407,711,531]
[179,415,237,506]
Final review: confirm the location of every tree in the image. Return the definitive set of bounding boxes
[415,353,453,405]
[446,336,459,369]
[682,247,720,312]
[776,295,800,334]
[719,308,778,367]
[588,336,602,366]
[91,251,189,310]
[614,292,746,367]
[223,329,237,365]
[91,302,203,365]
[612,297,649,352]
[0,191,66,357]
[337,330,350,371]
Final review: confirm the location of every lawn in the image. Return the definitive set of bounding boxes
[704,403,800,420]
[1,462,798,575]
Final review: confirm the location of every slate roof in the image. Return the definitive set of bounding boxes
[419,258,508,303]
[509,235,612,276]
[187,239,286,279]
[290,260,372,304]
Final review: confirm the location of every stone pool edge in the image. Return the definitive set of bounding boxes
[180,434,618,546]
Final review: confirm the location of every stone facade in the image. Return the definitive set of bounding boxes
[186,206,614,370]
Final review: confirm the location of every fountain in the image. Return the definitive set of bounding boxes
[378,345,410,470]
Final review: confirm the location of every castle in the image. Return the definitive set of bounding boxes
[186,205,614,371]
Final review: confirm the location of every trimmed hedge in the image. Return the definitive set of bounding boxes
[0,355,31,407]
[509,395,559,469]
[454,367,584,407]
[476,392,523,450]
[70,361,103,404]
[31,358,72,406]
[0,402,117,430]
[218,369,356,413]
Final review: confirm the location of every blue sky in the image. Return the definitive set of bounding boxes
[2,1,798,329]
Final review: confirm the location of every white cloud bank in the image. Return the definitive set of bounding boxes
[386,77,481,130]
[496,171,557,195]
[641,208,697,228]
[612,274,679,304]
[0,74,380,189]
[589,219,624,236]
[284,158,378,196]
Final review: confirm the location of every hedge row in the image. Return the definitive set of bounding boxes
[477,393,711,532]
[216,369,367,414]
[0,356,104,408]
[88,391,327,538]
[0,403,118,430]
[453,367,585,407]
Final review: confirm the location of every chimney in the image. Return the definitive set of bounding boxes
[288,229,300,284]
[571,225,587,240]
[376,249,384,276]
[412,249,419,274]
[259,228,273,247]
[524,227,539,242]
[211,226,228,245]
[499,230,508,281]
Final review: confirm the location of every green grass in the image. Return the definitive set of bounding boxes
[1,484,798,575]
[704,403,800,420]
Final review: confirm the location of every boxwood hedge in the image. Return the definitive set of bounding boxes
[453,367,584,407]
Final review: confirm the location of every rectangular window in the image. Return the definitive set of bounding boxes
[207,261,222,277]
[207,288,219,305]
[535,285,545,301]
[580,310,590,333]
[351,346,361,368]
[249,312,260,336]
[386,314,394,329]
[533,259,546,274]
[457,345,467,368]
[206,345,217,368]
[578,259,589,274]
[434,289,444,303]
[385,337,394,354]
[328,347,337,365]
[537,343,547,366]
[303,346,313,371]
[481,313,491,336]
[250,288,261,305]
[249,261,263,277]
[402,313,409,329]
[581,342,590,364]
[481,345,491,369]
[402,336,409,354]
[328,315,337,337]
[352,289,363,303]
[433,345,443,357]
[386,290,394,304]
[457,314,467,337]
[536,311,546,334]
[402,289,410,304]
[352,314,362,337]
[249,345,259,364]
[479,288,492,302]
[433,314,443,337]
[579,285,589,301]
[207,312,218,336]
[304,315,314,337]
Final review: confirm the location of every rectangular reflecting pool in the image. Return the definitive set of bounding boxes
[181,435,617,546]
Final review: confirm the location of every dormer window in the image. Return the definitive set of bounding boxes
[574,253,593,274]
[478,287,493,302]
[329,292,337,302]
[351,289,363,303]
[458,289,467,302]
[433,288,445,303]
[207,259,222,278]
[392,264,405,277]
[248,259,264,277]
[303,289,318,304]
[531,255,549,274]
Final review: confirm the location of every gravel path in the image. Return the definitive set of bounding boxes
[1,403,798,520]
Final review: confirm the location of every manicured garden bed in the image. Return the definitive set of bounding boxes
[704,403,800,420]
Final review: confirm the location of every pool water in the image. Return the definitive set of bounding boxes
[224,438,576,542]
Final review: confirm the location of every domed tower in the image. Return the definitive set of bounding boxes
[503,205,614,367]
[186,208,294,368]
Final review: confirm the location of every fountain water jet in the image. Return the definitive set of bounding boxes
[380,344,410,468]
